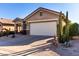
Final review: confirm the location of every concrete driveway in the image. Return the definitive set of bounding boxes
[0,35,51,46]
[0,34,59,56]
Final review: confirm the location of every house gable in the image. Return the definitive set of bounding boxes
[24,7,60,21]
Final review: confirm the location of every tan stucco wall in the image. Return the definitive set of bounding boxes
[26,10,59,30]
[62,20,66,27]
[27,10,59,21]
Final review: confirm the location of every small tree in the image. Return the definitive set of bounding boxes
[69,23,79,36]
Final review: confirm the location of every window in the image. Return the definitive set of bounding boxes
[39,12,43,16]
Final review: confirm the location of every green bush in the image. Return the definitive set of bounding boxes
[0,32,3,37]
[2,32,7,36]
[69,23,79,36]
[0,31,15,37]
[20,30,26,35]
[9,31,15,34]
[59,34,70,43]
[58,35,64,43]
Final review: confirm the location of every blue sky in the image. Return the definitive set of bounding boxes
[0,3,79,23]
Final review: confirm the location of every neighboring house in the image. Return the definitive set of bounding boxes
[13,17,23,32]
[24,7,66,36]
[0,17,24,32]
[0,18,14,31]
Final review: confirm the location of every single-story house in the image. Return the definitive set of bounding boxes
[0,18,14,31]
[24,7,66,36]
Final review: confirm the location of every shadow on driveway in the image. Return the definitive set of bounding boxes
[0,35,52,46]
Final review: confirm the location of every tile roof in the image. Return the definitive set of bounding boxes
[0,18,14,24]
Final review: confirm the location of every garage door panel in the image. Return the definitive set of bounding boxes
[30,22,57,36]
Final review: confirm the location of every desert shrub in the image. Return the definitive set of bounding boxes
[0,32,3,37]
[59,34,69,43]
[9,31,15,34]
[58,35,63,43]
[3,31,7,36]
[20,30,26,35]
[59,34,70,43]
[0,31,15,37]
